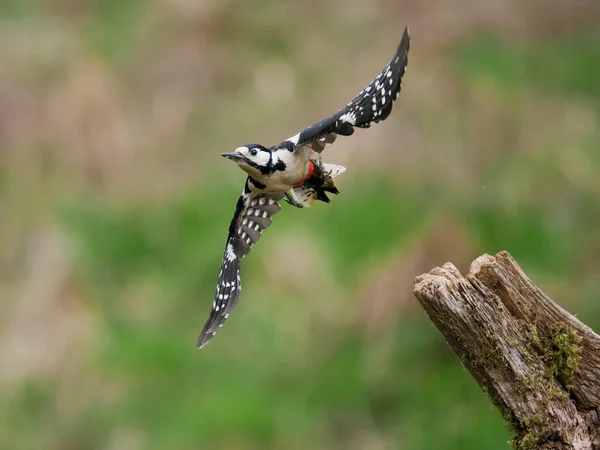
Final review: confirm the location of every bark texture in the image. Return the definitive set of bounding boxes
[413,251,600,450]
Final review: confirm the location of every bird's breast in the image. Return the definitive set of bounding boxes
[256,148,312,194]
[263,163,309,192]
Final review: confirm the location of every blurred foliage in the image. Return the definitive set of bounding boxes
[1,1,600,450]
[456,32,600,101]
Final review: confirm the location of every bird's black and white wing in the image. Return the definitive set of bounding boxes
[275,27,410,154]
[197,180,283,349]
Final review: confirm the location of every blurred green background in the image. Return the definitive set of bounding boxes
[1,1,600,449]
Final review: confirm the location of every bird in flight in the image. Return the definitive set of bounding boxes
[197,27,411,349]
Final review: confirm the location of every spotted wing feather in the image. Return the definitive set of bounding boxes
[276,27,410,154]
[197,181,282,349]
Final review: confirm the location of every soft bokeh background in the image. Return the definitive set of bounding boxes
[2,1,600,449]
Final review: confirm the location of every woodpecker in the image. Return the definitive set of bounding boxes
[197,27,410,349]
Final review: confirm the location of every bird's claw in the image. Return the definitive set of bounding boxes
[284,190,304,209]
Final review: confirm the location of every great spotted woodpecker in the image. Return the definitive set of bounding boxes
[197,27,410,349]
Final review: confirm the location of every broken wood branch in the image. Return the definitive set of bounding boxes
[413,251,600,450]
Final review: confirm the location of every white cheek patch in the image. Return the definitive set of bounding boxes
[234,146,269,166]
[254,151,270,166]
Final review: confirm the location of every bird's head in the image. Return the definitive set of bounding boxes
[222,144,272,177]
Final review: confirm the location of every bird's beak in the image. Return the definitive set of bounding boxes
[221,152,244,162]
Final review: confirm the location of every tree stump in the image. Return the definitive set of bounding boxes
[413,251,600,449]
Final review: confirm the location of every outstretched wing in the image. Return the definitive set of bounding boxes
[197,180,283,349]
[276,26,410,154]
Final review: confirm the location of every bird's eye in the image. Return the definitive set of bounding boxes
[250,149,258,156]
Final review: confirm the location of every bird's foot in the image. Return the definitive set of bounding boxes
[312,155,325,174]
[284,190,304,209]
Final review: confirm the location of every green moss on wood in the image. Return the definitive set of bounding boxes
[511,430,540,450]
[522,323,542,353]
[545,323,583,390]
[516,322,582,392]
[509,415,550,450]
[508,323,583,449]
[477,330,508,369]
[435,297,583,450]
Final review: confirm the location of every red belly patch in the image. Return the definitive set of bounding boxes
[293,160,316,187]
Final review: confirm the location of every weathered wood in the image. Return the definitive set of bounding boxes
[413,251,600,450]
